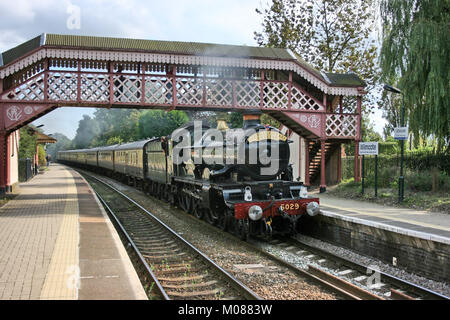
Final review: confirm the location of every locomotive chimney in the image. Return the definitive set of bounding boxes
[243,110,262,129]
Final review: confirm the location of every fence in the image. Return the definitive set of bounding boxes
[18,158,34,182]
[342,151,450,192]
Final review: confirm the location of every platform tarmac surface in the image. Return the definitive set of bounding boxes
[0,163,147,300]
[314,192,450,243]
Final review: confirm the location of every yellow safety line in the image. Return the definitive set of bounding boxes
[40,169,79,300]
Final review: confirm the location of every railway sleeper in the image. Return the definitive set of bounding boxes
[159,274,207,282]
[140,248,183,256]
[143,252,187,260]
[133,235,173,242]
[156,267,203,275]
[166,288,225,298]
[133,239,176,246]
[138,244,179,251]
[151,262,195,270]
[163,280,219,290]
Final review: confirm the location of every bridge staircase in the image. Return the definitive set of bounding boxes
[307,140,340,184]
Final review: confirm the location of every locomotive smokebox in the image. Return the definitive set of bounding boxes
[243,109,262,129]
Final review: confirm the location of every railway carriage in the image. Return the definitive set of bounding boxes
[146,137,174,184]
[113,140,150,183]
[98,145,117,172]
[57,111,320,240]
[86,148,99,168]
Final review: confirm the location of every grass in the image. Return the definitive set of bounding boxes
[328,178,450,214]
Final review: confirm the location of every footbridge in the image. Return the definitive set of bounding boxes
[0,34,365,193]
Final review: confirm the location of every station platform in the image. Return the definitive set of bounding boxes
[303,192,450,281]
[314,193,450,243]
[0,163,147,300]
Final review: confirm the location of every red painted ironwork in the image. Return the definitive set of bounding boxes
[337,143,342,183]
[6,133,10,188]
[320,139,326,192]
[0,47,365,194]
[304,138,310,186]
[234,198,319,220]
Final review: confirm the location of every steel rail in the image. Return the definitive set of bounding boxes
[79,169,376,300]
[240,240,379,300]
[290,237,449,300]
[95,191,170,300]
[76,168,446,301]
[83,171,261,300]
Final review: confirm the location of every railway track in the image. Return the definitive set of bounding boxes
[251,236,449,300]
[77,170,379,300]
[78,168,448,300]
[83,173,260,300]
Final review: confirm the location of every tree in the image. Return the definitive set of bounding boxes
[380,77,402,139]
[137,110,189,138]
[45,132,73,160]
[254,0,380,105]
[380,0,449,153]
[90,109,141,146]
[38,145,46,167]
[18,127,38,159]
[229,112,243,128]
[73,115,100,149]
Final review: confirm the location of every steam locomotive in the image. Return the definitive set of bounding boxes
[57,111,320,240]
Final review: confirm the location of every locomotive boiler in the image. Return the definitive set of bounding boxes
[58,110,320,240]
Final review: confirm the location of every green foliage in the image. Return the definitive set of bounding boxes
[106,136,123,146]
[90,109,141,146]
[336,177,360,190]
[18,127,37,159]
[379,142,398,155]
[138,110,189,138]
[380,0,449,153]
[254,0,380,105]
[73,115,100,149]
[45,132,73,160]
[69,108,190,149]
[342,150,450,192]
[38,145,46,167]
[229,112,243,128]
[261,114,280,128]
[361,115,383,142]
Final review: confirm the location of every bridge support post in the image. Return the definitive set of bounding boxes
[0,132,7,195]
[319,139,326,193]
[354,140,360,182]
[304,139,310,187]
[0,95,7,195]
[337,143,342,183]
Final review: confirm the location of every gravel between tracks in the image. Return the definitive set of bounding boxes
[293,234,450,297]
[87,174,339,300]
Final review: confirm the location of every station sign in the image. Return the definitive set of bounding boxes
[394,127,408,140]
[359,142,379,156]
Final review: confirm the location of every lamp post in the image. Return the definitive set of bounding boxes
[383,84,405,203]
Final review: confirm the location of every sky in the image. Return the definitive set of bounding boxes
[0,0,386,139]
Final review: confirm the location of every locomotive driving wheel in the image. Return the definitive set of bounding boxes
[216,210,229,231]
[210,206,231,229]
[193,200,204,219]
[203,208,217,226]
[177,192,188,212]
